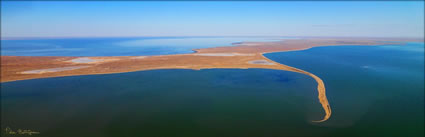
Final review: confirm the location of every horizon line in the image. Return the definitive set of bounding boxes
[2,35,424,40]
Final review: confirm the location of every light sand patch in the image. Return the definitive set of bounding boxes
[66,57,102,63]
[194,53,255,56]
[20,66,90,74]
[131,56,147,59]
[65,57,120,64]
[248,60,275,65]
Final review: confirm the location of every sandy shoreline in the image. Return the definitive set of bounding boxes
[1,37,423,122]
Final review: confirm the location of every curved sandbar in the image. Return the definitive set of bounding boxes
[258,54,331,122]
[2,37,420,122]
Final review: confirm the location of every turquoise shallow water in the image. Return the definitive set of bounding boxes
[1,42,424,137]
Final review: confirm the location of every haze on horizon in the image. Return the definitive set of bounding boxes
[1,1,424,38]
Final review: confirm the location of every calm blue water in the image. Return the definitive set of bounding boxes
[1,42,423,136]
[266,42,424,136]
[1,69,322,137]
[1,37,286,56]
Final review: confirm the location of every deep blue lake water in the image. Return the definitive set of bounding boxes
[265,42,424,136]
[1,37,286,56]
[1,69,322,137]
[1,41,424,136]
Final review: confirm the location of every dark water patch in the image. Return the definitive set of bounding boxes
[2,69,327,137]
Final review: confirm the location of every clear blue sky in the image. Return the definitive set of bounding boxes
[1,1,424,38]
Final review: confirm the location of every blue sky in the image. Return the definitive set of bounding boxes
[1,1,424,38]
